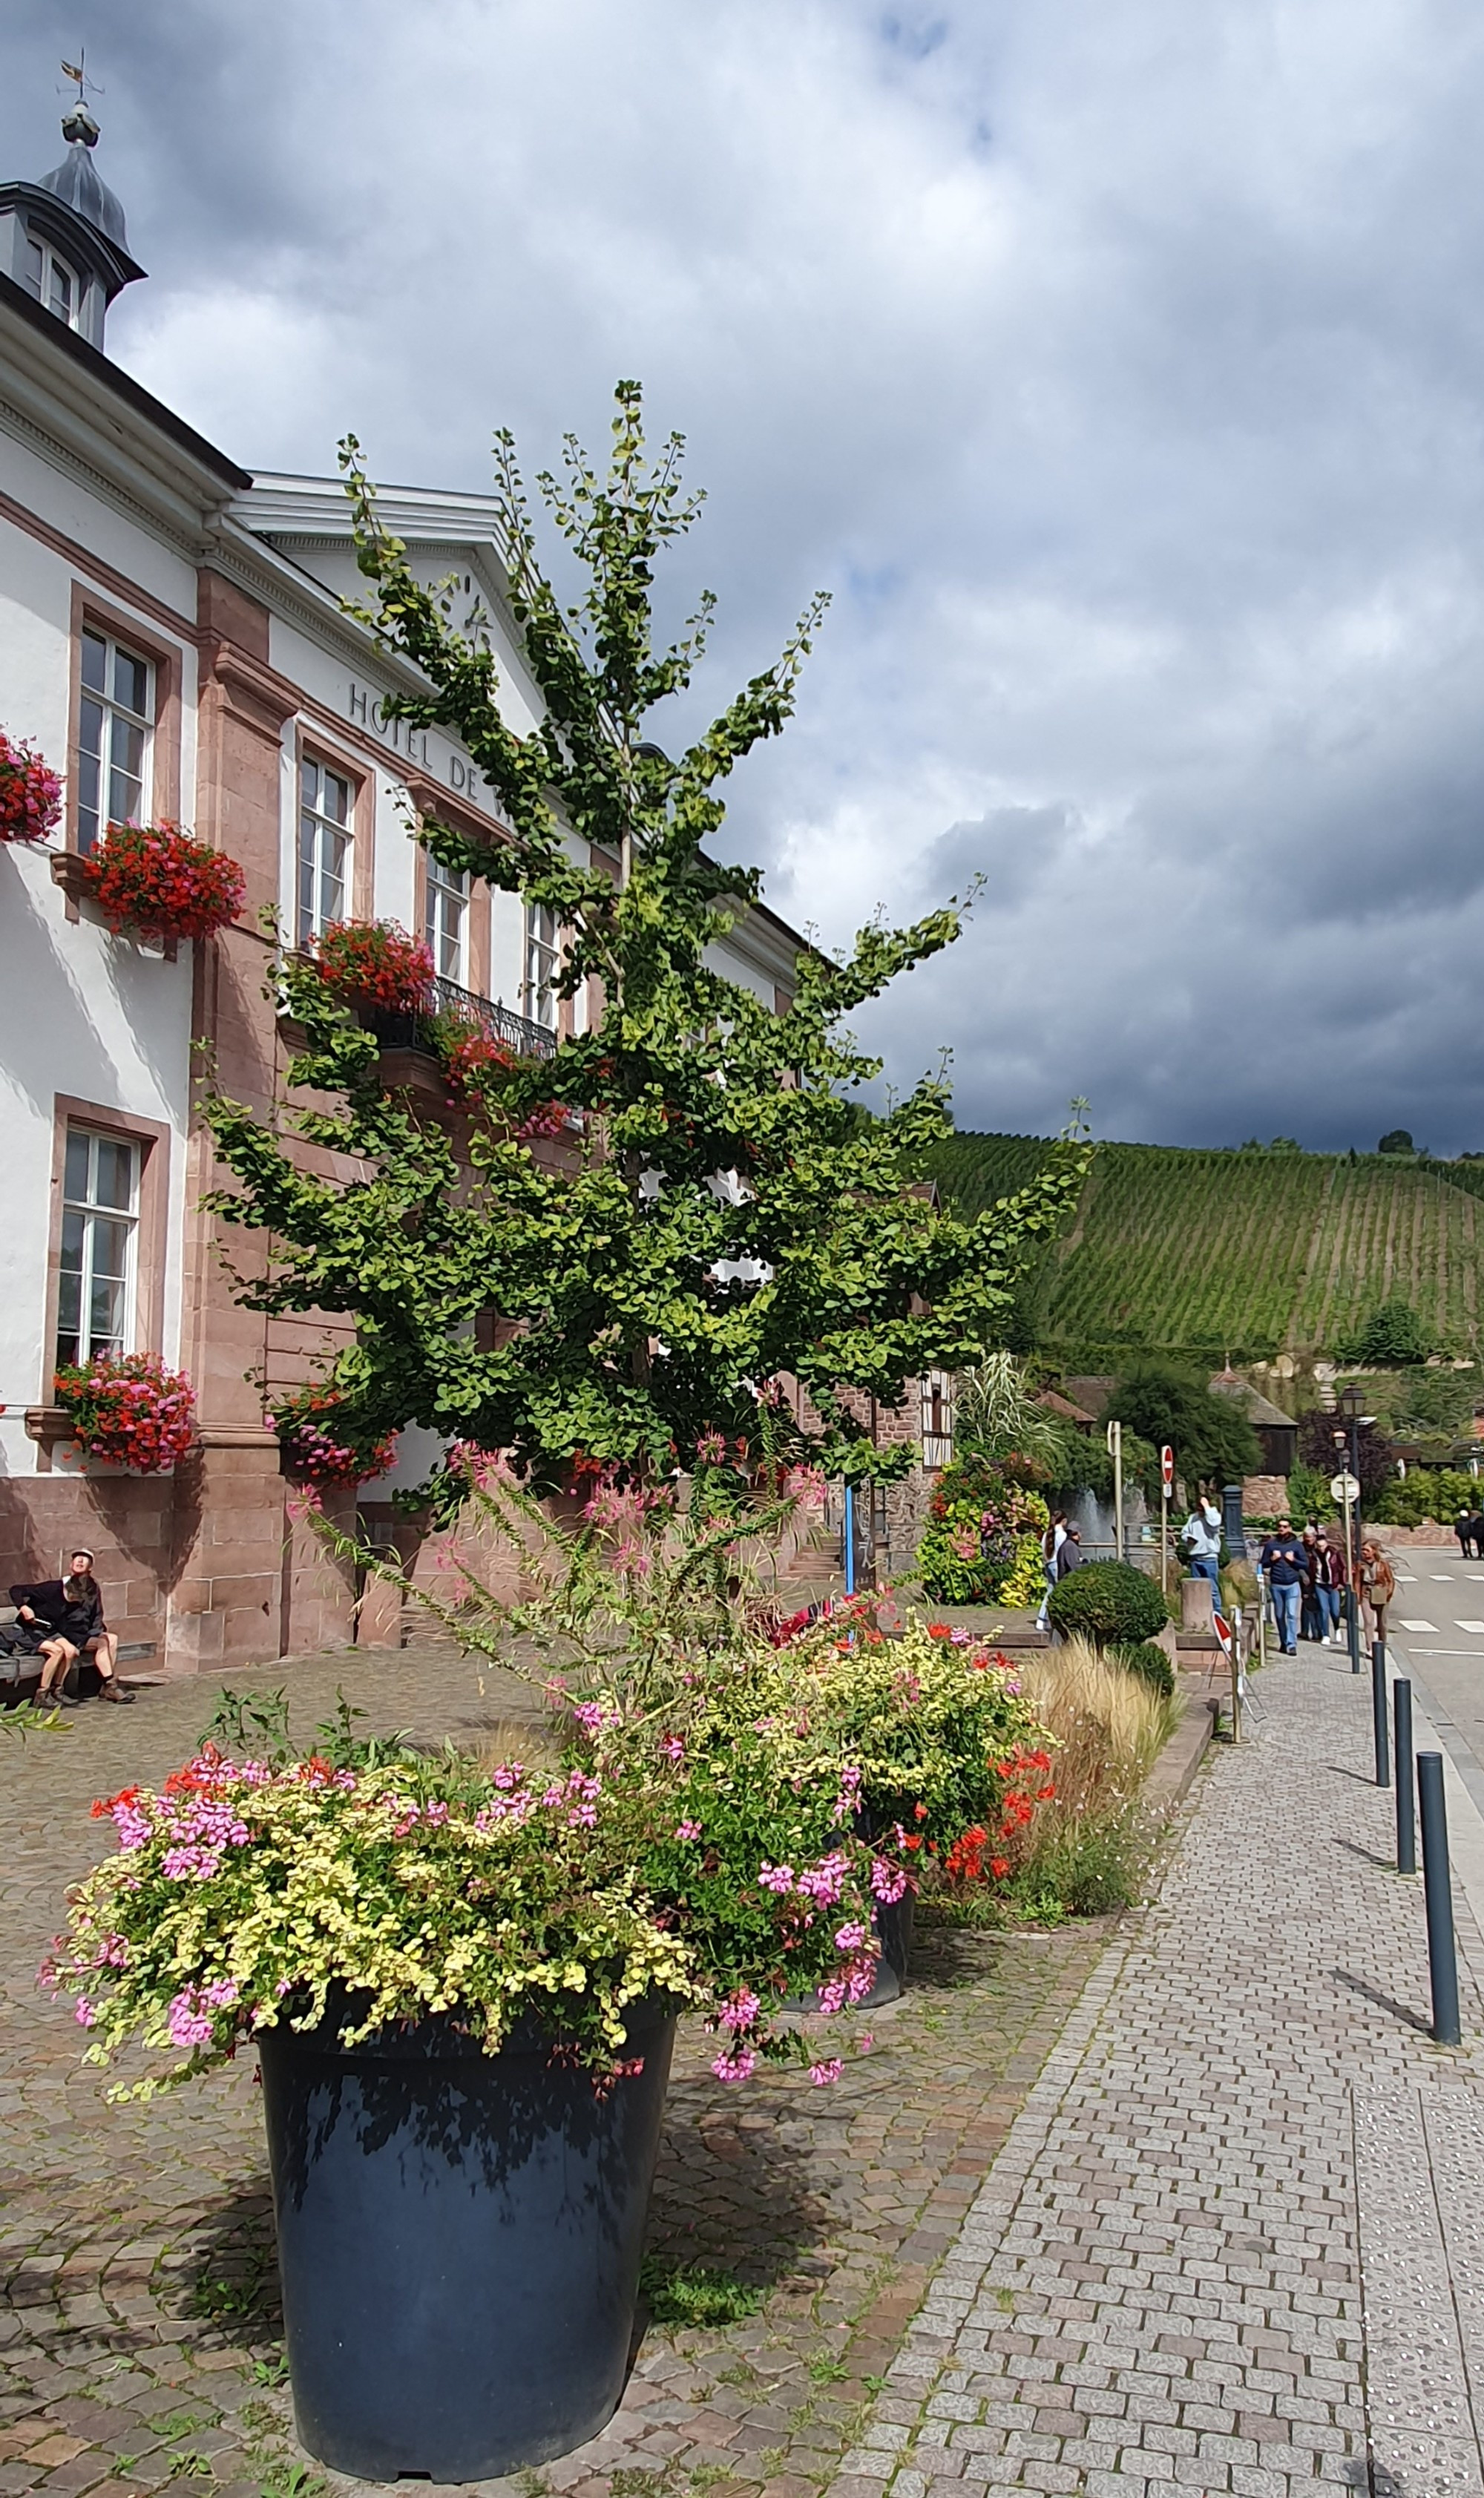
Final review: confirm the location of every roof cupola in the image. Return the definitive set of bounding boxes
[0,69,145,352]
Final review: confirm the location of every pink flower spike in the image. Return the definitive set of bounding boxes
[808,2059,843,2087]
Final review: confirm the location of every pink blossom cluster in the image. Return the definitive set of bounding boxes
[719,1988,760,2032]
[673,1818,702,1841]
[814,1956,879,2016]
[831,1764,863,1827]
[166,1977,239,2048]
[711,2042,756,2083]
[571,1698,621,1737]
[870,1857,910,1904]
[656,1732,686,1765]
[539,1770,603,1830]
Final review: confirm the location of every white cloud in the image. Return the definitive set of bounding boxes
[6,0,1484,1147]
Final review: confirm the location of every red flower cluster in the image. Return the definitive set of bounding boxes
[273,1386,395,1486]
[315,919,434,1014]
[0,727,63,844]
[54,1352,197,1473]
[85,821,245,942]
[436,1019,516,1101]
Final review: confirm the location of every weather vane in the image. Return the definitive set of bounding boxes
[59,53,102,103]
[58,49,104,142]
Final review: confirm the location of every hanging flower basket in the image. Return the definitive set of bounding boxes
[0,727,63,845]
[315,920,435,1017]
[273,1386,396,1486]
[85,821,245,943]
[53,1352,197,1473]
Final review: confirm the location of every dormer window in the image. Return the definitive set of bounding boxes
[23,229,81,327]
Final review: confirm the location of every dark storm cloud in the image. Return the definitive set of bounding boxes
[6,0,1484,1150]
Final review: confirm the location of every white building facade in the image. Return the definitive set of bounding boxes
[0,105,806,1671]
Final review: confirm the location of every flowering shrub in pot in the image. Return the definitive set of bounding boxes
[916,1461,1049,1606]
[53,1352,195,1472]
[313,918,434,1015]
[85,820,245,943]
[0,726,63,844]
[42,1459,948,2480]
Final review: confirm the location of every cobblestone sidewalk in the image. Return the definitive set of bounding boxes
[830,1647,1484,2497]
[0,1647,1109,2498]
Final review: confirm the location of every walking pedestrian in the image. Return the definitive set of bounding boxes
[1036,1511,1067,1630]
[1057,1524,1083,1576]
[1181,1492,1223,1596]
[1258,1518,1309,1655]
[1314,1530,1347,1645]
[1356,1539,1396,1643]
[1299,1526,1324,1644]
[1457,1508,1474,1558]
[1469,1505,1484,1560]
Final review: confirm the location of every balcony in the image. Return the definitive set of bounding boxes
[360,977,559,1063]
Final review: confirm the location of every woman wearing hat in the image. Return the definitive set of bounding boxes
[10,1550,134,1705]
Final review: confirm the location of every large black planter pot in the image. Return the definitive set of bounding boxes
[257,1997,677,2485]
[870,1888,916,2001]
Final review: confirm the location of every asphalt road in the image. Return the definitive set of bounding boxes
[1378,1547,1484,1821]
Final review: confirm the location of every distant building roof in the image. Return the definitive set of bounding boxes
[1209,1373,1295,1430]
[1037,1388,1096,1426]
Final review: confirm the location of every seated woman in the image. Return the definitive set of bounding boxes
[10,1551,134,1705]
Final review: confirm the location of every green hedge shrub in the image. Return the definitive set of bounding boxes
[1046,1560,1167,1647]
[1112,1641,1175,1698]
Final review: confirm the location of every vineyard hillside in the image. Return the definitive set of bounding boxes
[924,1135,1484,1363]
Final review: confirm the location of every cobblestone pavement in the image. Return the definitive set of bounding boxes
[0,1647,1109,2498]
[828,1645,1484,2498]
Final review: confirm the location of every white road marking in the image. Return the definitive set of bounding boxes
[1433,1573,1456,1580]
[1401,1619,1439,1632]
[1456,1620,1484,1636]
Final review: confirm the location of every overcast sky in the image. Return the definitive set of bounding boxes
[7,1,1484,1153]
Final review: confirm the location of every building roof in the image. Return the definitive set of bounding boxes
[1037,1388,1097,1426]
[1209,1373,1296,1429]
[40,114,131,252]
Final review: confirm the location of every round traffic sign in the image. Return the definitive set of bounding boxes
[1330,1472,1361,1504]
[1160,1443,1175,1489]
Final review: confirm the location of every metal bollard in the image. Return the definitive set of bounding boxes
[1347,1585,1362,1673]
[1371,1641,1390,1788]
[1394,1680,1416,1875]
[1418,1752,1462,2046]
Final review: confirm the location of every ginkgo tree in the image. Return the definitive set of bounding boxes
[204,383,1088,1494]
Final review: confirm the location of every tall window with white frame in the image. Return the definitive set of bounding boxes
[424,856,467,987]
[298,758,352,946]
[524,902,561,1032]
[56,1129,139,1370]
[77,628,151,853]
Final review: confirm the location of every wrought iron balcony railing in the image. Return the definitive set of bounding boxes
[364,976,559,1063]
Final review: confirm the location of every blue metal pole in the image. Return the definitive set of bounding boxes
[844,1482,855,1598]
[1418,1752,1462,2046]
[1394,1680,1416,1875]
[1371,1640,1390,1787]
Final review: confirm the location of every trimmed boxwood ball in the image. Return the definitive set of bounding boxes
[1047,1559,1168,1648]
[1112,1641,1175,1699]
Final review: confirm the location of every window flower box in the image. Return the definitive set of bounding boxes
[82,821,245,945]
[0,727,63,845]
[52,1353,196,1474]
